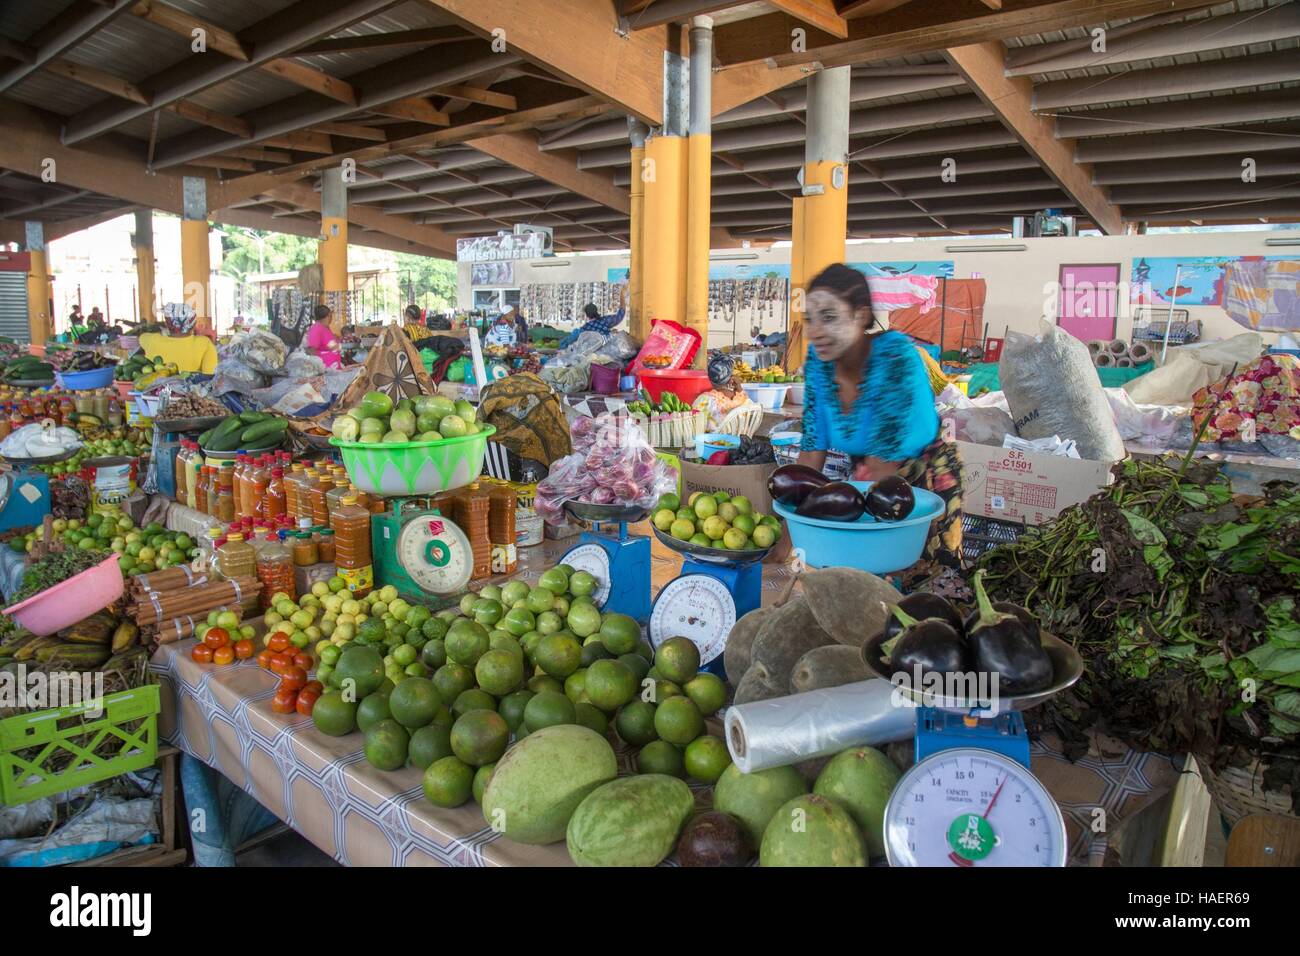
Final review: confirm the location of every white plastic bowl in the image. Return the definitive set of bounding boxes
[741,383,791,411]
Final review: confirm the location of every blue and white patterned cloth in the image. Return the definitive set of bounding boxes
[800,330,939,461]
[556,308,625,349]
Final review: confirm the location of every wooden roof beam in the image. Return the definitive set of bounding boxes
[946,41,1121,234]
[62,0,397,145]
[471,131,630,213]
[131,1,250,60]
[425,0,667,125]
[1005,4,1296,76]
[150,44,504,169]
[716,0,1214,69]
[0,0,135,92]
[295,26,469,56]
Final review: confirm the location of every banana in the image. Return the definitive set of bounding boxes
[37,643,112,667]
[15,634,60,661]
[63,612,116,645]
[111,620,139,652]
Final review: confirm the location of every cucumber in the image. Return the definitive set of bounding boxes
[210,416,245,441]
[239,410,273,425]
[239,418,288,445]
[207,430,246,452]
[198,428,216,446]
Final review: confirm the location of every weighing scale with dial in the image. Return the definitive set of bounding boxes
[560,501,651,623]
[647,527,767,680]
[863,627,1084,867]
[372,498,474,603]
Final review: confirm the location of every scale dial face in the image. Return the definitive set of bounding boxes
[562,544,612,607]
[648,574,737,666]
[396,513,473,596]
[884,748,1067,868]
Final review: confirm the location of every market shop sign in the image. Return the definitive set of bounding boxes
[456,226,553,262]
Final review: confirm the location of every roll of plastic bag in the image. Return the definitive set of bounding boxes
[1094,351,1115,368]
[1128,341,1154,364]
[1087,339,1107,356]
[725,679,916,774]
[1107,338,1129,356]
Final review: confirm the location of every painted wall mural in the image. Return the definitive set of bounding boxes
[1130,255,1291,306]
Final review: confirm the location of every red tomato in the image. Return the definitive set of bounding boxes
[204,627,231,649]
[256,649,275,670]
[292,651,314,671]
[295,688,321,716]
[279,666,308,693]
[191,644,214,664]
[233,639,255,660]
[271,686,297,714]
[303,680,325,696]
[269,652,294,676]
[267,633,291,653]
[212,645,235,666]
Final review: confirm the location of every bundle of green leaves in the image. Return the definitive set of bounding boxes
[979,457,1300,807]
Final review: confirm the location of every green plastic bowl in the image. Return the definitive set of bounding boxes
[330,425,495,496]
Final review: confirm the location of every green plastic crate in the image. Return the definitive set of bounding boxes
[0,683,160,806]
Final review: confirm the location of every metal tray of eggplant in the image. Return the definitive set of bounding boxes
[860,628,1083,712]
[154,414,229,434]
[650,524,771,566]
[563,500,650,525]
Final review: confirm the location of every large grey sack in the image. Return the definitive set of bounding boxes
[999,320,1126,462]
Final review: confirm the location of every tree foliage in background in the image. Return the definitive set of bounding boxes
[218,226,319,280]
[396,253,457,314]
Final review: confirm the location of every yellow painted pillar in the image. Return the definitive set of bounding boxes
[683,16,713,367]
[133,210,155,323]
[320,166,348,321]
[787,67,850,372]
[628,120,649,342]
[180,176,211,334]
[786,197,807,372]
[24,223,51,347]
[641,134,688,329]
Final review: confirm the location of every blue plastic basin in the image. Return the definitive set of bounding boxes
[772,480,945,574]
[695,432,741,458]
[56,365,116,390]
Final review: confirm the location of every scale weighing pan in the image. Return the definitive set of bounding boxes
[860,629,1083,712]
[650,525,771,566]
[0,447,79,467]
[563,500,649,525]
[154,414,228,434]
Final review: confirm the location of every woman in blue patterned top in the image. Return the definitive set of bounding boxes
[797,264,964,572]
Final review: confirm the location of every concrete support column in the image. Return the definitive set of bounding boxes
[787,66,851,372]
[627,117,650,342]
[180,176,211,334]
[25,222,50,347]
[133,210,155,324]
[641,43,689,330]
[319,166,349,321]
[684,15,713,367]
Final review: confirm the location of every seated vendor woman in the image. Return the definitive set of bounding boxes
[796,264,963,576]
[138,302,218,374]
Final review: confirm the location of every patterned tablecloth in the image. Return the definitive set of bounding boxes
[150,529,1180,867]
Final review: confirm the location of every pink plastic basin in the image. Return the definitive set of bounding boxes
[3,554,125,636]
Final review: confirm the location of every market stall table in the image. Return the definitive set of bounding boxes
[150,526,1190,867]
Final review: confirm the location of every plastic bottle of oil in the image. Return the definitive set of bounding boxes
[216,531,257,581]
[331,495,373,597]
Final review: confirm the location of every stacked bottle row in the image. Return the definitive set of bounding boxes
[0,390,123,438]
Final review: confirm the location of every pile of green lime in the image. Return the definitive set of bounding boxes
[306,563,733,804]
[331,390,482,445]
[17,507,199,574]
[651,490,782,552]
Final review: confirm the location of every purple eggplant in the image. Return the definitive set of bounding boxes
[795,481,866,522]
[966,570,1052,695]
[884,592,966,644]
[864,475,916,521]
[767,463,830,506]
[963,601,1040,641]
[885,609,970,681]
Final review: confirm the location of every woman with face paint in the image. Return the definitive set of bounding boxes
[796,264,963,573]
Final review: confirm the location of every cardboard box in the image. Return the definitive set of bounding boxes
[678,458,791,562]
[956,441,1113,526]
